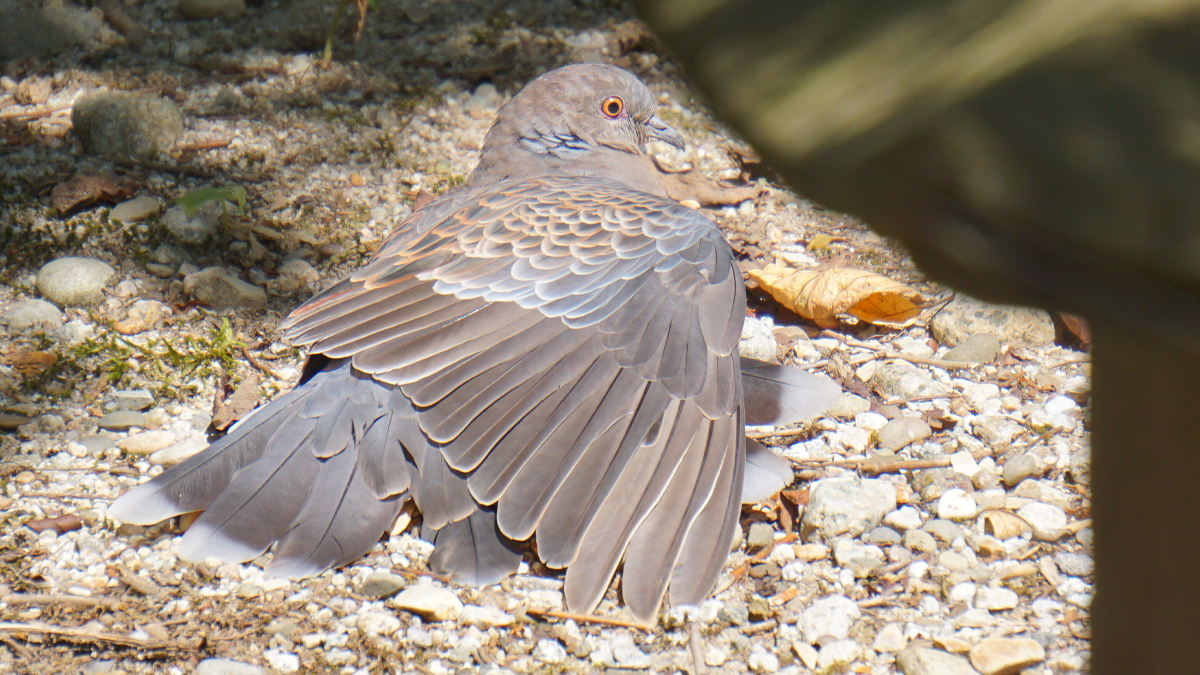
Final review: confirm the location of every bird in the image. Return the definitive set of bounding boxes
[108,63,840,622]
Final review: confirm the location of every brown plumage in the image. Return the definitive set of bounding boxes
[108,64,839,621]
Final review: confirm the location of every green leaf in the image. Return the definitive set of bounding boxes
[176,186,247,218]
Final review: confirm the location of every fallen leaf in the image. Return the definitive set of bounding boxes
[25,514,83,535]
[807,233,835,251]
[980,509,1032,540]
[748,263,925,329]
[212,373,260,431]
[50,172,138,213]
[1059,313,1092,344]
[2,350,57,376]
[654,164,762,206]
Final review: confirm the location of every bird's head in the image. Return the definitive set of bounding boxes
[469,64,684,191]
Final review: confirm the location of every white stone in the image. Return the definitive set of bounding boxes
[883,506,923,531]
[975,586,1020,610]
[817,640,861,670]
[937,488,980,520]
[854,412,889,430]
[357,611,400,636]
[533,639,567,664]
[748,645,780,673]
[460,604,513,627]
[390,585,462,622]
[799,595,860,644]
[873,623,907,653]
[263,650,300,674]
[949,450,980,477]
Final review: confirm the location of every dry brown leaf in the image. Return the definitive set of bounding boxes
[979,509,1032,539]
[748,263,924,329]
[25,514,83,535]
[212,373,260,431]
[2,350,57,376]
[655,165,762,206]
[50,172,138,213]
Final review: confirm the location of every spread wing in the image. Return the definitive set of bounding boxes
[280,174,746,619]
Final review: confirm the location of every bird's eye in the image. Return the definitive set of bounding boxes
[601,96,624,118]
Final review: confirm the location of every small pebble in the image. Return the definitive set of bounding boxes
[37,257,115,306]
[96,410,145,431]
[969,637,1046,675]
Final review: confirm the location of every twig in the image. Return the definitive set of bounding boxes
[712,533,799,595]
[240,346,280,380]
[742,619,777,635]
[1,593,119,610]
[0,621,186,650]
[22,492,98,500]
[745,426,814,441]
[174,138,232,153]
[524,608,653,631]
[0,635,32,662]
[1047,357,1091,369]
[688,621,709,675]
[857,594,901,608]
[0,104,72,121]
[820,330,978,370]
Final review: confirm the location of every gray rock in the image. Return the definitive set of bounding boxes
[718,600,749,626]
[922,519,964,543]
[72,92,184,157]
[80,434,116,454]
[799,594,860,644]
[969,638,1045,675]
[194,659,265,675]
[111,390,154,411]
[163,204,222,245]
[801,479,897,541]
[1,300,63,335]
[152,244,191,267]
[360,571,406,599]
[877,416,932,452]
[1012,479,1071,509]
[145,263,176,278]
[866,526,902,545]
[903,528,938,553]
[746,522,775,550]
[37,257,115,306]
[930,295,1055,348]
[0,3,103,59]
[896,647,981,675]
[0,414,30,431]
[825,392,870,418]
[270,259,321,294]
[941,333,1002,364]
[871,362,948,399]
[184,267,267,309]
[178,0,247,19]
[264,619,299,638]
[110,196,161,223]
[96,410,145,431]
[971,416,1023,446]
[1001,452,1042,486]
[1053,552,1094,576]
[739,315,778,363]
[833,539,884,577]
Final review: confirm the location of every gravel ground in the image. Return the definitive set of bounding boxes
[0,0,1092,673]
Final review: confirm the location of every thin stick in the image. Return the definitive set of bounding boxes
[175,139,232,153]
[745,426,814,441]
[0,104,73,121]
[240,346,280,380]
[1,593,119,610]
[524,608,653,631]
[820,330,978,370]
[742,619,777,635]
[0,621,181,649]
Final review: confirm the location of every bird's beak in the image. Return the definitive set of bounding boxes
[645,114,685,150]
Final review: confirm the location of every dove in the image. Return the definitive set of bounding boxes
[109,64,839,621]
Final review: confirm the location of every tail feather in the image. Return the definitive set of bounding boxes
[741,357,841,426]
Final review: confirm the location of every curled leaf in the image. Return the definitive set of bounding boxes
[979,509,1032,540]
[748,263,924,328]
[25,514,83,535]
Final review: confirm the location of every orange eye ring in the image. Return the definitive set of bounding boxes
[601,96,624,119]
